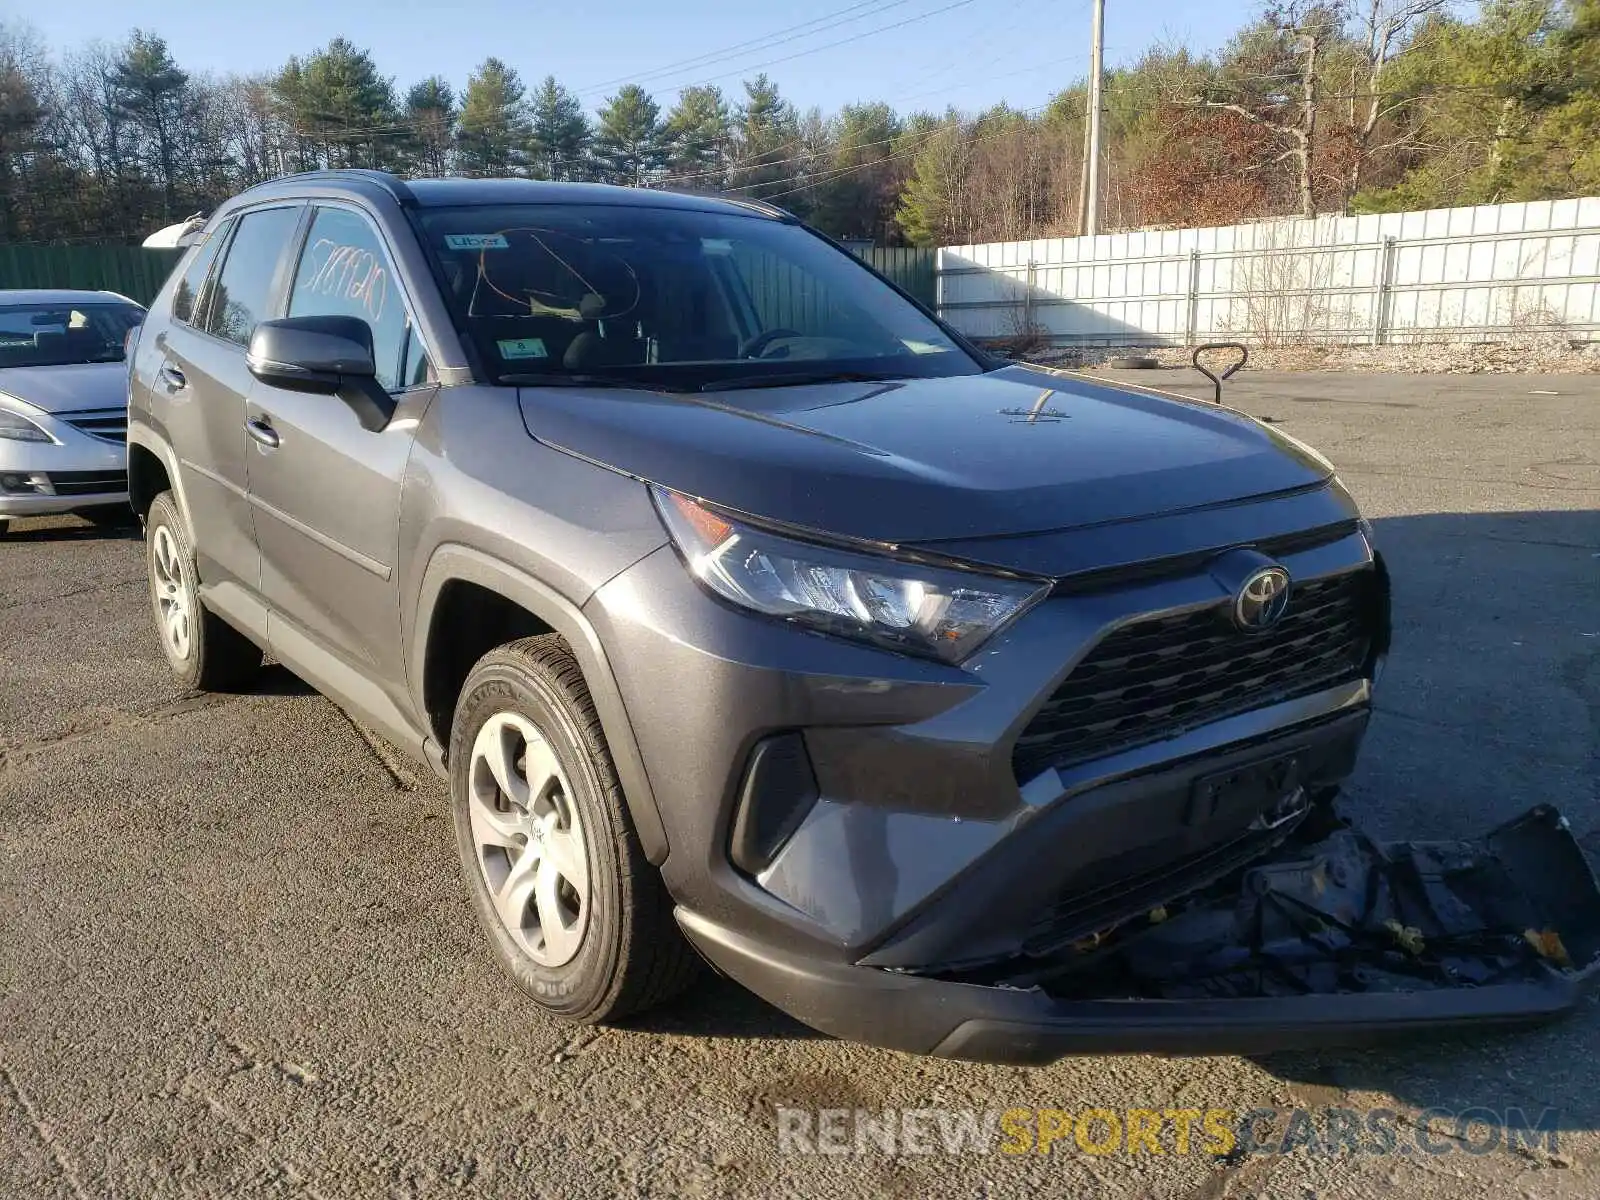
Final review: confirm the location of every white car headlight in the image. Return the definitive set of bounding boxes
[652,486,1048,665]
[0,406,53,443]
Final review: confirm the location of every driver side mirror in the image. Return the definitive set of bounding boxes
[247,315,394,432]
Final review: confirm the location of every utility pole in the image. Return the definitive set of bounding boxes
[1078,0,1106,236]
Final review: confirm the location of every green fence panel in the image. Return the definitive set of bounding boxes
[0,246,186,308]
[857,246,937,309]
[727,244,938,331]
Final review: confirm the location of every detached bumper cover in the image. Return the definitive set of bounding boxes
[678,805,1600,1063]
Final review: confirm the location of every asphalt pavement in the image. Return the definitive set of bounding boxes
[1,370,1597,1199]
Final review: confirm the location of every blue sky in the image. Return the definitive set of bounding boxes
[22,0,1262,116]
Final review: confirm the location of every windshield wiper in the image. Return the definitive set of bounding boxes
[696,370,906,393]
[499,372,676,391]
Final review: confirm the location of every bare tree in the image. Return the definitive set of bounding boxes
[1343,0,1447,199]
[1192,3,1344,219]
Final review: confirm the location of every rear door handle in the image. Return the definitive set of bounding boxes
[159,363,187,390]
[245,418,280,450]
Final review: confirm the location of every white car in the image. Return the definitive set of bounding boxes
[0,289,146,535]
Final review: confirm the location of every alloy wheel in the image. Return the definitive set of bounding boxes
[467,711,591,966]
[151,524,192,661]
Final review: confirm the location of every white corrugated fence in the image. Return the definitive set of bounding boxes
[936,198,1600,347]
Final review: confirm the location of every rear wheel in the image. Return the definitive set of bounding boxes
[144,491,262,691]
[449,635,700,1022]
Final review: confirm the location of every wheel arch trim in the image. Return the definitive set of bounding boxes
[126,425,194,535]
[411,543,670,864]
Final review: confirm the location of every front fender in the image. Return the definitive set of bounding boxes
[126,422,193,534]
[410,543,670,864]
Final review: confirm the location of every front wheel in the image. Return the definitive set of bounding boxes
[449,635,700,1023]
[144,491,262,691]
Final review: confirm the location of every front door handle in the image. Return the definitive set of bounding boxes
[159,362,187,391]
[245,418,280,449]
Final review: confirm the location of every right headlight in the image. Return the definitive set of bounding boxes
[652,486,1049,665]
[0,404,53,443]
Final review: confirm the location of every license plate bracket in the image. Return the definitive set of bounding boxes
[1188,751,1303,829]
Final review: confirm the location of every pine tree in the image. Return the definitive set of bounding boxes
[592,84,665,186]
[731,74,799,198]
[807,102,902,239]
[274,39,400,171]
[663,85,730,186]
[894,118,965,247]
[457,58,529,177]
[528,76,589,180]
[112,31,189,219]
[0,27,46,240]
[404,77,455,177]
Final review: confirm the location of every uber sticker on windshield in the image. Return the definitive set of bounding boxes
[445,233,509,250]
[498,337,548,360]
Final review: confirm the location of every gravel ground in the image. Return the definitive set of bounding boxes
[1,371,1597,1199]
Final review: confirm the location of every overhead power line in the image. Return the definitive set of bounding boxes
[747,101,1055,201]
[575,0,916,97]
[640,0,989,96]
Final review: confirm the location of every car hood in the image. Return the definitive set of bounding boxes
[516,364,1333,545]
[0,362,128,414]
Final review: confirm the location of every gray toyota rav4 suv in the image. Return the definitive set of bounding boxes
[127,171,1599,1064]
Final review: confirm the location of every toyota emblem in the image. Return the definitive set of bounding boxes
[1234,566,1292,631]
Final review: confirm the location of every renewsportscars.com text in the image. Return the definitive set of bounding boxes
[775,1106,1562,1159]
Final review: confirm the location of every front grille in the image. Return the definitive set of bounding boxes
[59,408,128,445]
[1013,570,1377,780]
[45,470,128,497]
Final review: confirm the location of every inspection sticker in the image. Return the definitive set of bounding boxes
[445,233,509,250]
[498,337,549,360]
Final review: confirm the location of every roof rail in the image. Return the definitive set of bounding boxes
[245,168,417,205]
[651,186,797,221]
[734,197,798,221]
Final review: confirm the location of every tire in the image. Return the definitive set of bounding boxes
[449,635,700,1023]
[0,518,8,538]
[144,491,263,691]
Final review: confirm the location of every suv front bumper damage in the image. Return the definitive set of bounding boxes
[677,805,1600,1063]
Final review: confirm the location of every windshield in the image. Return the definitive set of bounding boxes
[417,204,981,391]
[0,302,145,368]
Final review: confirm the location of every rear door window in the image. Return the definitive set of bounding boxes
[170,218,232,326]
[202,205,303,347]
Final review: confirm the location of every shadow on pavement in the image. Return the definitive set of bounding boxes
[2,507,141,542]
[254,663,318,697]
[623,973,824,1043]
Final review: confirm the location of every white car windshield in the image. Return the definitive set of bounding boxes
[0,302,145,368]
[418,204,982,391]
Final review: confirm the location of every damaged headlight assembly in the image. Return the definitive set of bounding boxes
[653,486,1049,665]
